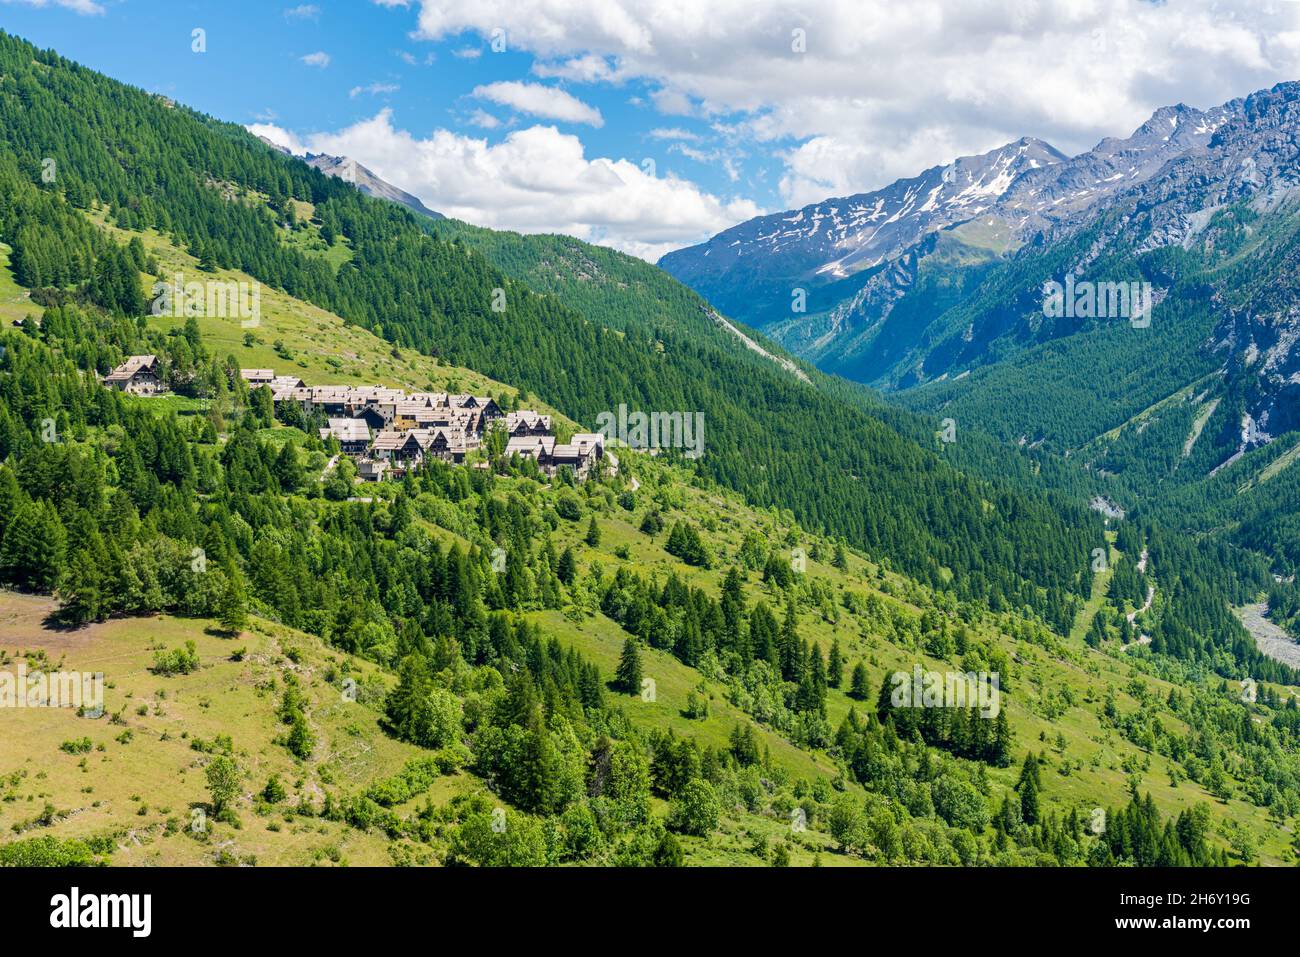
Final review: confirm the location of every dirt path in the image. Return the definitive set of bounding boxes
[1235,603,1300,669]
[1119,550,1154,650]
[1127,585,1154,625]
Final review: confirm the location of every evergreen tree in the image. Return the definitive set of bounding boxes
[652,829,684,867]
[849,662,871,701]
[828,639,844,688]
[779,599,800,681]
[272,440,303,493]
[833,541,848,571]
[0,499,67,591]
[1018,755,1041,825]
[614,638,643,695]
[218,570,247,635]
[557,546,578,585]
[991,710,1014,767]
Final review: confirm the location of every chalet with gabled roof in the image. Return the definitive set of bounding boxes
[505,410,553,437]
[319,418,371,456]
[425,427,470,463]
[551,432,605,480]
[240,369,275,386]
[105,355,164,395]
[372,429,430,467]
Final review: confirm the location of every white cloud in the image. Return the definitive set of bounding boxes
[284,4,319,21]
[472,81,604,127]
[3,0,104,13]
[648,128,701,142]
[299,51,331,68]
[398,0,1300,206]
[533,54,619,83]
[247,123,309,156]
[466,109,502,129]
[670,144,741,182]
[649,87,692,117]
[247,111,760,260]
[350,82,400,98]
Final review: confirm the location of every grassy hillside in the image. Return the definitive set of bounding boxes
[84,205,572,428]
[5,442,1296,865]
[1,28,1298,869]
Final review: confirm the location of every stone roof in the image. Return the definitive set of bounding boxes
[105,355,158,382]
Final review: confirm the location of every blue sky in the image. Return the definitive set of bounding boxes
[4,0,1299,259]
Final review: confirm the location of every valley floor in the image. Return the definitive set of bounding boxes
[1235,603,1300,669]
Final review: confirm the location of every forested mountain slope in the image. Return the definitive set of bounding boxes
[1,273,1297,866]
[656,68,1300,648]
[0,29,1108,635]
[898,85,1300,600]
[2,29,1299,869]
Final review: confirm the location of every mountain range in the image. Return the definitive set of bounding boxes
[662,82,1300,574]
[659,96,1251,382]
[1,28,1299,871]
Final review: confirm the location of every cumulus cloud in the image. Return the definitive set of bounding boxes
[396,0,1300,206]
[299,51,331,68]
[248,111,760,260]
[472,81,604,127]
[466,109,502,129]
[248,123,310,156]
[283,4,319,21]
[533,54,620,83]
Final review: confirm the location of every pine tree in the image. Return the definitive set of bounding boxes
[273,440,303,493]
[614,638,643,695]
[517,704,558,813]
[991,709,1013,767]
[585,515,601,547]
[197,243,219,273]
[779,599,800,681]
[0,499,67,591]
[1018,755,1041,824]
[59,547,103,626]
[809,642,828,712]
[557,546,577,585]
[828,639,844,688]
[218,570,247,635]
[833,541,848,571]
[1086,611,1106,648]
[849,662,870,701]
[720,567,746,657]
